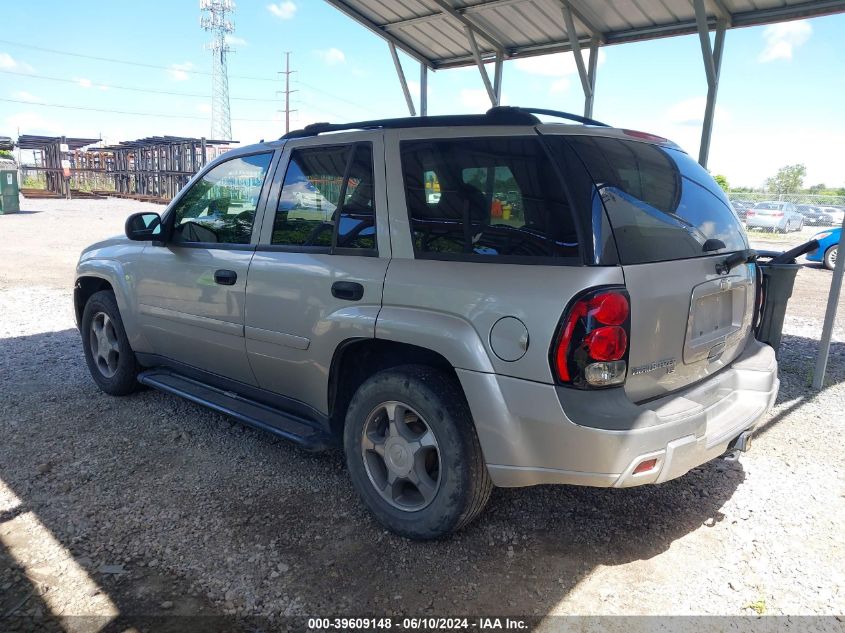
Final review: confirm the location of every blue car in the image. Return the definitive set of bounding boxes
[806,227,840,270]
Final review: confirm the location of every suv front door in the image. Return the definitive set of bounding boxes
[136,150,277,384]
[244,133,389,415]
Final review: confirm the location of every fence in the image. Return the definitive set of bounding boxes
[727,191,845,207]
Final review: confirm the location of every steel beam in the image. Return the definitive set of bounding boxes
[389,42,417,116]
[493,52,504,105]
[585,38,599,118]
[694,0,726,168]
[465,26,498,107]
[562,2,592,107]
[420,63,428,116]
[322,0,433,68]
[813,215,845,390]
[431,0,506,54]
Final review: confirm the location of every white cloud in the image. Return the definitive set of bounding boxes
[11,91,44,104]
[267,1,296,19]
[197,103,212,114]
[666,96,730,126]
[513,50,606,77]
[4,111,60,135]
[317,48,345,65]
[0,52,35,73]
[74,77,109,90]
[0,52,17,69]
[168,62,194,81]
[758,20,811,63]
[459,88,509,112]
[550,77,571,94]
[225,35,248,47]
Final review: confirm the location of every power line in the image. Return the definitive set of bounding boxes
[0,69,278,102]
[0,97,278,122]
[0,37,385,119]
[0,37,276,82]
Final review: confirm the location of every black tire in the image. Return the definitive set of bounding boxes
[824,245,838,271]
[343,365,492,540]
[81,290,142,396]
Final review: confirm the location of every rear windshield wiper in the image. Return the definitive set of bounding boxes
[716,249,757,275]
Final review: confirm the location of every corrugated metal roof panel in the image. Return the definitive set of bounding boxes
[325,0,845,68]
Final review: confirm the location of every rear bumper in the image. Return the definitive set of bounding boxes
[746,217,784,229]
[459,339,778,488]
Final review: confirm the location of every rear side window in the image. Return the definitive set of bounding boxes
[400,137,579,262]
[272,143,376,252]
[557,136,747,264]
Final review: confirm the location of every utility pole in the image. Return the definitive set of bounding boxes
[278,52,297,135]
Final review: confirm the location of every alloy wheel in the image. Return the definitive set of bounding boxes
[360,401,441,511]
[89,311,120,378]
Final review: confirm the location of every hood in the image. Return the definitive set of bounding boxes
[78,234,133,262]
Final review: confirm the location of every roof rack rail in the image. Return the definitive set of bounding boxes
[280,105,607,140]
[281,109,540,140]
[489,106,609,127]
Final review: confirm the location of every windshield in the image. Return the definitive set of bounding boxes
[551,136,748,264]
[754,202,784,210]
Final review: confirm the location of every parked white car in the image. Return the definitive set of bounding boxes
[745,201,804,232]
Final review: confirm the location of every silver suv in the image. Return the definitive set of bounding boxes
[75,108,779,539]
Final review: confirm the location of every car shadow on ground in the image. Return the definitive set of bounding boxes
[0,328,839,628]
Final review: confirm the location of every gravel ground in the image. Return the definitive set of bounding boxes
[0,198,843,630]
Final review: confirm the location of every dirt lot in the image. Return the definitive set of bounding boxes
[1,198,843,630]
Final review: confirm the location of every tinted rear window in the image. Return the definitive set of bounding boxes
[556,136,747,264]
[400,137,580,263]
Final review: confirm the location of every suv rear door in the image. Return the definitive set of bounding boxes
[544,132,755,402]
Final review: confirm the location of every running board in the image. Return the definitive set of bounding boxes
[137,369,335,451]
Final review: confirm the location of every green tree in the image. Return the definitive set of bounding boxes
[713,174,729,192]
[0,150,13,159]
[765,164,806,195]
[807,183,827,194]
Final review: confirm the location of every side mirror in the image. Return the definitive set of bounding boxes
[125,212,162,241]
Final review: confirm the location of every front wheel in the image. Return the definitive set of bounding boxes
[824,245,838,271]
[343,365,492,540]
[81,290,141,396]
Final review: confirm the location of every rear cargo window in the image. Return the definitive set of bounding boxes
[557,136,747,264]
[400,137,580,263]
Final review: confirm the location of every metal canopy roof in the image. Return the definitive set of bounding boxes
[326,0,845,68]
[16,135,101,150]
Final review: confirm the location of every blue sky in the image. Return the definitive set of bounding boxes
[1,1,843,187]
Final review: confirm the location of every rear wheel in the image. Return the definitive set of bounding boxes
[81,290,141,396]
[343,365,492,539]
[824,245,838,271]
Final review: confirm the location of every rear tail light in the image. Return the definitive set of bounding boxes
[747,210,755,217]
[551,288,631,388]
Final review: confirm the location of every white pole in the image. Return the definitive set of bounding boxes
[812,214,845,389]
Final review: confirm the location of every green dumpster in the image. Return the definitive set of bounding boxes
[0,158,21,214]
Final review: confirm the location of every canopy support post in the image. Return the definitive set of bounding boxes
[493,51,504,106]
[389,42,417,116]
[562,2,593,118]
[813,214,845,390]
[420,64,428,116]
[585,38,599,118]
[694,0,726,168]
[465,26,498,107]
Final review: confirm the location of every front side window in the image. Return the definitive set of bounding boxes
[272,144,376,251]
[170,152,273,245]
[400,137,579,261]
